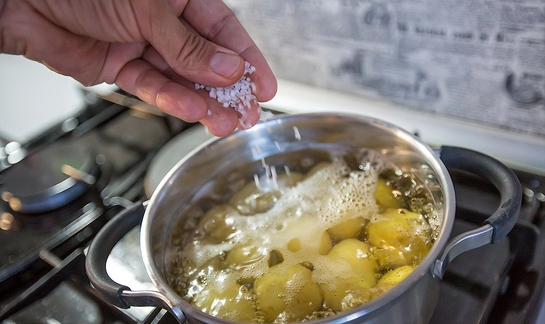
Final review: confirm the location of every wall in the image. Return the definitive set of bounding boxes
[225,0,545,138]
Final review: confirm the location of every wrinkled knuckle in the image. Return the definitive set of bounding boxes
[174,32,208,69]
[134,66,158,103]
[204,10,236,41]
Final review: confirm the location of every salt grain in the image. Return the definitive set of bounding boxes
[293,126,301,141]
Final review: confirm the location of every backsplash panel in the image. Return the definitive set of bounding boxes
[225,0,545,138]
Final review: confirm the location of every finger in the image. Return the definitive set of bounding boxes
[236,101,262,130]
[198,96,240,137]
[143,46,261,131]
[183,0,277,102]
[115,59,207,122]
[138,0,245,87]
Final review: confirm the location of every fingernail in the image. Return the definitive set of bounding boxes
[210,52,242,78]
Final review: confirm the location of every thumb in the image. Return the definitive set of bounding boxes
[142,3,244,87]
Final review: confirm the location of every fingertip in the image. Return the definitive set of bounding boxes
[199,108,239,137]
[210,51,245,80]
[236,104,262,130]
[256,77,278,103]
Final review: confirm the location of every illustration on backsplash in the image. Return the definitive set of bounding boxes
[334,51,441,106]
[505,72,544,107]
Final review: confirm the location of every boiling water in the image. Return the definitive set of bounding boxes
[166,148,437,323]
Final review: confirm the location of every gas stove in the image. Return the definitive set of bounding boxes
[1,83,545,324]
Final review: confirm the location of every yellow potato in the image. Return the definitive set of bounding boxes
[375,178,405,209]
[254,263,323,322]
[327,217,366,243]
[198,204,236,242]
[320,273,373,312]
[182,255,227,291]
[318,239,378,312]
[366,208,431,269]
[327,239,378,286]
[287,238,302,252]
[193,284,256,322]
[378,265,415,286]
[229,183,280,215]
[371,265,415,299]
[319,231,333,255]
[225,245,265,270]
[229,173,304,216]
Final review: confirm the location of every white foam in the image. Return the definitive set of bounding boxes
[184,157,384,289]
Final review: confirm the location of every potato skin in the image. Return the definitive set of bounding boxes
[225,245,265,270]
[327,217,366,243]
[366,208,431,269]
[254,264,323,322]
[193,284,257,322]
[320,239,379,312]
[371,265,416,298]
[230,173,304,215]
[375,178,406,209]
[378,265,415,286]
[197,204,237,243]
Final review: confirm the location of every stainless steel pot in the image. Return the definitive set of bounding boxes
[86,112,521,324]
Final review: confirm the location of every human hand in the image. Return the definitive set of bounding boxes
[0,0,277,136]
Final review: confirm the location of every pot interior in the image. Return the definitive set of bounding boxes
[141,113,455,323]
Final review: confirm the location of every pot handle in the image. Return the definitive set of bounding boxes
[85,202,181,318]
[432,146,522,279]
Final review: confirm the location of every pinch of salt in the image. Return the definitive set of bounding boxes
[195,61,258,116]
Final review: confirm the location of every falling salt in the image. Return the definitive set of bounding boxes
[284,165,291,176]
[251,146,259,159]
[260,110,275,121]
[293,126,301,141]
[254,174,262,190]
[270,165,279,190]
[274,141,282,151]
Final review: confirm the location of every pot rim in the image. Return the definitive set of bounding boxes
[141,112,456,323]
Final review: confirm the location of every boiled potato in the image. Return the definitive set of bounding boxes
[182,255,229,295]
[318,240,378,312]
[375,178,406,209]
[254,263,323,322]
[378,265,415,286]
[193,284,256,322]
[229,183,281,215]
[371,265,415,298]
[366,208,431,269]
[287,238,302,252]
[327,239,378,286]
[229,173,304,215]
[319,231,333,255]
[225,245,265,270]
[198,204,236,242]
[327,217,366,243]
[319,272,373,312]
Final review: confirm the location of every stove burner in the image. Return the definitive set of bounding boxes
[0,140,99,214]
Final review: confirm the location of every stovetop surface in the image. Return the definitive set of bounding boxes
[0,98,544,324]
